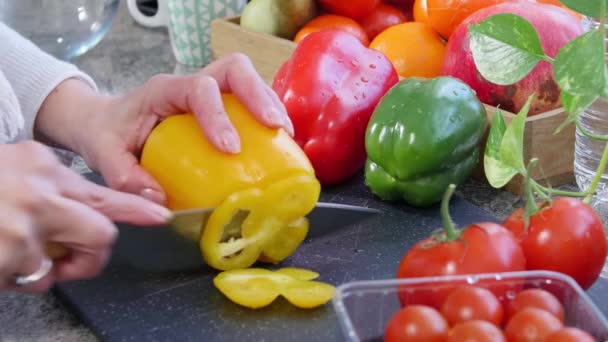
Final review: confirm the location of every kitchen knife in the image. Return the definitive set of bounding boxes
[168,202,382,242]
[110,202,382,272]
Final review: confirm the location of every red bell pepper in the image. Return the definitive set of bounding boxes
[272,29,399,185]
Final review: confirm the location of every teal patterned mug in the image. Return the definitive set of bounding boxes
[127,0,246,66]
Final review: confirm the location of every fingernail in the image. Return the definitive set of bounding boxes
[266,107,285,126]
[152,204,173,222]
[284,116,295,137]
[220,131,240,153]
[140,188,167,206]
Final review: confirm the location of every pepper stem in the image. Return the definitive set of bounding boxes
[441,184,460,241]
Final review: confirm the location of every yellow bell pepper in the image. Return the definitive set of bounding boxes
[213,267,335,309]
[140,93,321,271]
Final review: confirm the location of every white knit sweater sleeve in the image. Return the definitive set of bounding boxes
[0,22,97,142]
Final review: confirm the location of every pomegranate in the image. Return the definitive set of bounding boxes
[440,1,584,116]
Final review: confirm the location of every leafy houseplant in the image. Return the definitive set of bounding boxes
[467,0,608,221]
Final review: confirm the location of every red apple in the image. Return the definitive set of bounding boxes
[440,1,584,116]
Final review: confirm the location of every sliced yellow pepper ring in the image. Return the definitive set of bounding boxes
[213,268,335,309]
[200,174,320,271]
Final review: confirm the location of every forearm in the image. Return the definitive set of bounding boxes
[0,22,97,145]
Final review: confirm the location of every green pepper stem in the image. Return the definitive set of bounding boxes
[584,141,608,204]
[441,184,459,241]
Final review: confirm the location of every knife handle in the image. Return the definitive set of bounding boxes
[44,242,69,259]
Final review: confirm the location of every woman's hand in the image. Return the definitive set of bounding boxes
[0,142,171,292]
[35,53,293,205]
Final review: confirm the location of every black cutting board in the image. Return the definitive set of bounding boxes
[54,172,608,341]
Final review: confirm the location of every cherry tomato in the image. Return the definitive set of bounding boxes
[440,285,504,326]
[397,222,526,309]
[384,305,449,342]
[504,307,563,342]
[447,320,506,342]
[545,327,597,342]
[386,0,415,12]
[358,2,408,40]
[293,15,370,46]
[505,288,565,323]
[318,0,381,19]
[502,197,608,290]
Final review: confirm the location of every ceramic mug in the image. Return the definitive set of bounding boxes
[127,0,246,66]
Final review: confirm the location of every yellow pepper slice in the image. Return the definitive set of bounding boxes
[213,268,335,309]
[275,267,319,280]
[140,93,321,271]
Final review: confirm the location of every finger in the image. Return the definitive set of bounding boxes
[201,54,292,134]
[93,147,168,206]
[263,86,294,137]
[35,194,118,282]
[138,74,241,153]
[0,206,53,293]
[56,165,172,226]
[188,75,241,153]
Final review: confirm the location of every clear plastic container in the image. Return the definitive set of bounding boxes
[332,271,608,342]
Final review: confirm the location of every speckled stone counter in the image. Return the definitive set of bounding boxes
[0,2,606,341]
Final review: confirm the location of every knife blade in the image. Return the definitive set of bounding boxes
[110,202,381,272]
[168,202,382,242]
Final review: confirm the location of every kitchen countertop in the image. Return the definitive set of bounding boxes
[0,2,606,341]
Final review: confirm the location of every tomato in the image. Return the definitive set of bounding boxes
[426,0,508,39]
[369,22,445,78]
[545,327,597,342]
[505,288,565,323]
[358,2,408,40]
[384,305,449,342]
[385,0,415,10]
[502,197,608,290]
[440,285,504,326]
[385,0,415,17]
[318,0,381,20]
[504,307,563,342]
[396,222,526,309]
[293,14,370,46]
[447,320,506,342]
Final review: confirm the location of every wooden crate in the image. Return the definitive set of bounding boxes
[210,16,575,195]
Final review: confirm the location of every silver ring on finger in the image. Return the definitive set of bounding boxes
[14,257,53,286]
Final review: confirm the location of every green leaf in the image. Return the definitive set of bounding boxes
[562,91,598,115]
[468,13,549,85]
[559,0,608,19]
[555,91,598,134]
[554,30,605,96]
[484,110,519,188]
[499,95,534,174]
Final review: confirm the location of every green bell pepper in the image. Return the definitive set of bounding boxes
[364,76,487,207]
